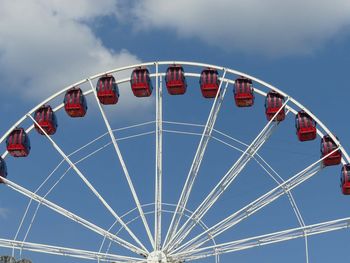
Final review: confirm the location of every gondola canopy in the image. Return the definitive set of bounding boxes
[341,164,350,195]
[234,76,254,107]
[64,87,87,117]
[265,91,285,121]
[321,135,342,166]
[6,128,31,157]
[96,74,119,105]
[165,64,187,95]
[295,110,317,141]
[34,105,58,135]
[199,68,220,98]
[130,67,153,97]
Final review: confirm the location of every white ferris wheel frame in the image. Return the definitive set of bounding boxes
[0,61,349,263]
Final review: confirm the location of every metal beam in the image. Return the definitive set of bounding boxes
[166,99,290,252]
[0,238,144,263]
[1,176,147,257]
[164,70,229,250]
[172,216,350,261]
[171,149,337,254]
[154,63,163,250]
[88,78,153,251]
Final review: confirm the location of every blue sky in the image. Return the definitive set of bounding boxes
[1,0,350,262]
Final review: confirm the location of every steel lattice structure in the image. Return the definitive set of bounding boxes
[0,61,349,263]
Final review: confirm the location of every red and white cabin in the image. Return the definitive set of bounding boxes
[199,68,220,98]
[341,164,350,195]
[234,76,254,107]
[130,67,153,97]
[295,110,317,141]
[165,64,187,95]
[64,87,87,117]
[0,157,7,183]
[34,105,58,135]
[96,75,119,105]
[265,91,285,121]
[6,128,31,157]
[321,135,342,166]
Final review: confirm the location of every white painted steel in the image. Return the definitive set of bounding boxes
[164,69,228,250]
[12,124,155,257]
[163,122,308,261]
[13,122,154,258]
[14,131,156,259]
[166,99,290,252]
[13,120,299,263]
[170,148,339,254]
[88,79,151,252]
[1,61,348,164]
[0,176,147,256]
[0,238,143,262]
[154,63,163,251]
[1,61,349,262]
[99,202,219,263]
[24,114,148,256]
[171,215,350,261]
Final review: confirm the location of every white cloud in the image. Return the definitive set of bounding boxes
[129,0,350,56]
[40,0,118,20]
[0,0,150,116]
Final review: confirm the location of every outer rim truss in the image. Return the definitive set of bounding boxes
[0,61,349,263]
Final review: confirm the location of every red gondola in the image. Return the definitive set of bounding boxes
[200,68,220,98]
[96,75,119,105]
[6,128,31,157]
[341,164,350,195]
[34,105,58,135]
[234,76,254,107]
[265,91,285,121]
[165,65,187,95]
[0,157,7,183]
[295,110,317,141]
[130,67,153,97]
[321,135,342,166]
[64,87,87,117]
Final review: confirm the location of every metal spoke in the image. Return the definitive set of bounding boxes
[15,130,154,259]
[100,203,219,260]
[171,216,350,261]
[19,166,69,259]
[166,99,290,252]
[0,238,144,263]
[213,130,310,263]
[171,148,340,254]
[27,114,148,255]
[2,60,349,263]
[164,120,309,261]
[88,78,155,250]
[164,69,229,249]
[13,127,154,257]
[154,63,163,250]
[0,176,147,256]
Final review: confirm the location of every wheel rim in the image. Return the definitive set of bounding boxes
[0,61,348,263]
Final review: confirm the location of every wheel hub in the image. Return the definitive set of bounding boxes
[147,251,167,263]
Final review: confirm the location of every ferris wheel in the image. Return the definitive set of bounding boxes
[0,61,350,263]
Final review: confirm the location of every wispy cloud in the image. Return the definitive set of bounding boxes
[127,0,350,57]
[0,0,142,104]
